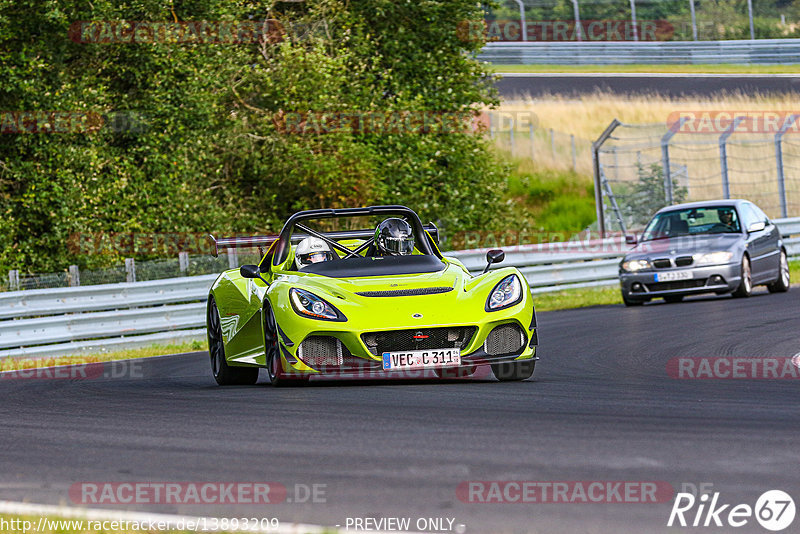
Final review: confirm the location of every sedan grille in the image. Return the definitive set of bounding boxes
[652,258,672,269]
[675,256,693,267]
[646,279,707,291]
[484,324,526,356]
[362,326,476,356]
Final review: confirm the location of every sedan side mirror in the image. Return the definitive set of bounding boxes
[483,249,505,274]
[748,221,766,233]
[240,264,269,285]
[625,234,637,245]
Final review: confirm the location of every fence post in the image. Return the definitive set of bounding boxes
[747,0,755,40]
[571,0,582,41]
[227,248,238,270]
[179,251,189,275]
[513,0,528,41]
[689,0,698,40]
[509,117,514,156]
[8,269,19,291]
[629,0,639,41]
[775,114,799,219]
[718,116,745,199]
[529,122,535,161]
[549,128,555,161]
[68,265,80,287]
[592,119,621,238]
[125,258,136,283]
[661,117,687,205]
[570,134,577,171]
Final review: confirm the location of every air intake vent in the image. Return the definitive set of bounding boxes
[297,336,344,368]
[484,324,525,356]
[675,256,693,267]
[355,287,453,297]
[362,326,476,356]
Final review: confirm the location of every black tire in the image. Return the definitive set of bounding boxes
[732,255,752,298]
[492,359,536,381]
[264,303,307,387]
[767,249,790,293]
[207,297,259,386]
[663,295,683,303]
[433,366,476,379]
[622,292,645,306]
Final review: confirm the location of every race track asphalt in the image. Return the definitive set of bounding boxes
[1,288,799,533]
[495,73,800,99]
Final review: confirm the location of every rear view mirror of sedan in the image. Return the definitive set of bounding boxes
[625,235,637,245]
[748,221,766,233]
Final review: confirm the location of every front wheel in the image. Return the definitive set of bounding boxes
[622,292,645,306]
[767,250,790,293]
[207,298,259,386]
[264,304,308,387]
[492,359,536,381]
[732,256,752,298]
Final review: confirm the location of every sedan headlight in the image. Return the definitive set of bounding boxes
[693,251,734,265]
[621,259,651,272]
[486,275,522,311]
[289,288,345,321]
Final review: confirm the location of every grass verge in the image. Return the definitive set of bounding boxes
[0,340,206,372]
[490,64,800,74]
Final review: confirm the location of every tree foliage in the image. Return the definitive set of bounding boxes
[0,0,507,273]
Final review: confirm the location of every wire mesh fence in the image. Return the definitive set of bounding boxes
[484,110,593,174]
[595,116,800,234]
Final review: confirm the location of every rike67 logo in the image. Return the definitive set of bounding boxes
[668,489,795,531]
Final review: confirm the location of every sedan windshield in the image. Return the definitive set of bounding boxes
[641,206,741,241]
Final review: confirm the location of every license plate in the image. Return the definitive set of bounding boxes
[382,348,461,370]
[655,271,693,282]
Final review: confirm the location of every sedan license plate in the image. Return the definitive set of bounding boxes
[382,348,461,371]
[655,271,693,282]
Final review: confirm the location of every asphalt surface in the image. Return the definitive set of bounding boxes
[1,289,799,533]
[495,73,800,99]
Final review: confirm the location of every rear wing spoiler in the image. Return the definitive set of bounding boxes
[209,223,439,257]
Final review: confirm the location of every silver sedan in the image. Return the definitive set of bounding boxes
[619,199,790,305]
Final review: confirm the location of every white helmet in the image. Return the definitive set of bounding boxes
[295,237,335,269]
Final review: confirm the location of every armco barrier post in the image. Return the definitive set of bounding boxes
[125,258,136,283]
[68,265,80,287]
[8,269,19,291]
[179,251,189,275]
[529,122,535,161]
[571,134,577,171]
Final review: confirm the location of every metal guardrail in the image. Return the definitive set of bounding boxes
[479,39,800,65]
[1,218,798,358]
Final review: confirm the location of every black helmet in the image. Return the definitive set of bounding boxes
[375,218,415,256]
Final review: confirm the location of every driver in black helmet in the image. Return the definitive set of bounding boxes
[374,218,415,256]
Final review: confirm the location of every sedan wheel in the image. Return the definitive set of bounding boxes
[767,250,790,293]
[732,256,752,298]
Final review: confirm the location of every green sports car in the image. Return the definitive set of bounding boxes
[206,205,538,385]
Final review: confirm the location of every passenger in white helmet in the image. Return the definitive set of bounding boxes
[295,237,335,269]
